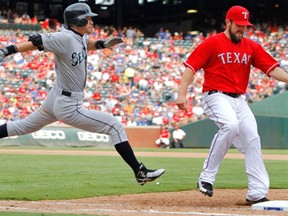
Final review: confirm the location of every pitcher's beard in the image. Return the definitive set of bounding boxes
[229,28,242,44]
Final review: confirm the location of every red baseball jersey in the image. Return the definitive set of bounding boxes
[184,32,279,94]
[160,130,170,138]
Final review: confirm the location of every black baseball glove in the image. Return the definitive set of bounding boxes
[95,37,123,49]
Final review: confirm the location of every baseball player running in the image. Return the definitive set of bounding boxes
[0,3,165,186]
[176,5,288,204]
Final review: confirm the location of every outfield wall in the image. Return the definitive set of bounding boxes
[0,118,287,149]
[0,124,161,148]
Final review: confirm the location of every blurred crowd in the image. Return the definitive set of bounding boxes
[0,8,39,25]
[1,21,288,127]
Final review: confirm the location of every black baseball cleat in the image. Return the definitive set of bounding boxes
[135,163,165,186]
[246,197,269,205]
[197,180,213,197]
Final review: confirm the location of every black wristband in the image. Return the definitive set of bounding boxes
[94,40,105,49]
[5,45,18,56]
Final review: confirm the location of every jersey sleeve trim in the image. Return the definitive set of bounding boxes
[183,61,196,74]
[266,63,280,77]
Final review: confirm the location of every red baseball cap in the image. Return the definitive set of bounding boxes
[226,5,253,26]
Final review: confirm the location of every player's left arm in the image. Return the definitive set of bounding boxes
[87,37,123,51]
[268,67,288,83]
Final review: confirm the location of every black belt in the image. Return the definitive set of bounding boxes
[62,90,72,97]
[208,90,241,98]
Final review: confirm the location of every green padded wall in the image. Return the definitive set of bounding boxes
[180,91,288,149]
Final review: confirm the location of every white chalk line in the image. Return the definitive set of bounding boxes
[0,200,269,216]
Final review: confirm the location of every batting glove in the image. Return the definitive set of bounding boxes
[0,48,7,62]
[0,45,18,62]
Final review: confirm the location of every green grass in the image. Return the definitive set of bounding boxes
[0,148,288,216]
[0,151,287,201]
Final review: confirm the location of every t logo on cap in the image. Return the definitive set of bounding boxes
[242,11,248,19]
[226,5,253,26]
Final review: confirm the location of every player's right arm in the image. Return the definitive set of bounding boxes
[14,42,39,52]
[0,41,37,62]
[176,36,214,110]
[176,67,195,110]
[0,33,42,62]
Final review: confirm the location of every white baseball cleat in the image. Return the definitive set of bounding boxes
[197,180,213,197]
[135,163,165,186]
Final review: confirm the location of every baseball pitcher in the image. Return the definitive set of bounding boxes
[176,5,288,204]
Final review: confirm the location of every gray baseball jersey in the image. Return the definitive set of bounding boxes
[42,28,88,92]
[7,27,128,145]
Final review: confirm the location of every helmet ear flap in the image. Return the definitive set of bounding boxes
[75,18,88,27]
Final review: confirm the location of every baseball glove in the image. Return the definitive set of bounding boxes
[104,37,123,48]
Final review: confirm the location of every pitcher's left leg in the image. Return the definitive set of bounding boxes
[237,100,269,201]
[245,137,269,201]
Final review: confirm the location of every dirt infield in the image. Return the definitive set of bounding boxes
[0,149,287,216]
[0,189,288,216]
